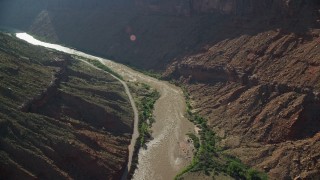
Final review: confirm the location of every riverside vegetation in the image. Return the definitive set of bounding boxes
[175,86,268,180]
[0,32,133,179]
[134,83,160,146]
[1,1,319,179]
[134,71,268,180]
[126,82,160,178]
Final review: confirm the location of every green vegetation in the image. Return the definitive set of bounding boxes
[246,168,268,180]
[224,157,268,180]
[127,82,160,178]
[175,86,268,180]
[132,83,160,146]
[187,133,200,149]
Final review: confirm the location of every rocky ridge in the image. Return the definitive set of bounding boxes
[165,22,320,180]
[0,33,133,179]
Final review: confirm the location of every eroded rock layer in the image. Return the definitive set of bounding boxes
[166,26,320,180]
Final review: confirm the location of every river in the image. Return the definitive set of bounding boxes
[16,33,195,180]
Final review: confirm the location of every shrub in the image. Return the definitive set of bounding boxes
[187,133,200,149]
[227,161,246,178]
[246,168,268,180]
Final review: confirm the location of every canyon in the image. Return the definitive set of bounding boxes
[15,32,196,180]
[0,0,320,179]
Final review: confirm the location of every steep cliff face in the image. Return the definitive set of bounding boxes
[191,0,319,15]
[165,8,320,179]
[136,0,319,16]
[1,0,316,70]
[166,27,320,141]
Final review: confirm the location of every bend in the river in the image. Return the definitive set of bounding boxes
[16,33,195,180]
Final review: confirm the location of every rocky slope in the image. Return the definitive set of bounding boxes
[0,33,133,179]
[165,9,320,180]
[1,0,319,179]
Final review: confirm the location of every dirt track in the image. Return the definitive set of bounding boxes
[16,32,195,180]
[101,61,196,180]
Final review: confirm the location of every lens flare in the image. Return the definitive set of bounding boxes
[130,35,137,42]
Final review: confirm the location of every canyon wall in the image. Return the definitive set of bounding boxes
[136,0,319,16]
[0,0,319,179]
[165,19,320,180]
[0,0,318,70]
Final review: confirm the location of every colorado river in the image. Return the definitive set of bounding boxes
[16,33,195,180]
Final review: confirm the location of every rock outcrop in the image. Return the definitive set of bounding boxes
[165,24,320,180]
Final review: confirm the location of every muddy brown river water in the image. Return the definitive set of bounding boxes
[16,33,195,180]
[103,62,196,180]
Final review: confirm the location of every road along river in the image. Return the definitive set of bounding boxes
[16,33,196,180]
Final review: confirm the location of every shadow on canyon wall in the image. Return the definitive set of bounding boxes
[0,0,319,70]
